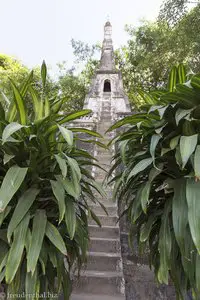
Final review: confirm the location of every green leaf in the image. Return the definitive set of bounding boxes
[169,135,180,150]
[131,187,143,222]
[175,146,182,167]
[175,108,193,125]
[46,221,67,255]
[51,180,65,224]
[196,253,200,292]
[177,64,186,84]
[140,182,151,213]
[9,78,27,125]
[127,158,153,181]
[186,179,200,254]
[56,175,80,199]
[20,70,34,97]
[180,134,198,168]
[66,156,81,182]
[25,267,38,300]
[28,86,39,118]
[46,110,92,135]
[62,269,71,300]
[65,199,76,240]
[44,97,50,117]
[119,140,129,164]
[7,188,39,243]
[6,213,30,283]
[168,66,177,92]
[90,210,102,227]
[150,134,161,161]
[41,60,47,88]
[48,245,57,268]
[70,128,103,138]
[51,98,63,114]
[55,154,67,178]
[25,228,32,254]
[0,252,8,274]
[194,145,200,178]
[27,210,47,274]
[107,114,148,132]
[172,179,188,252]
[191,74,200,90]
[3,153,15,165]
[161,148,171,156]
[158,201,172,284]
[149,164,164,182]
[0,166,28,212]
[2,122,27,144]
[140,213,159,242]
[0,206,11,227]
[58,125,73,146]
[88,181,107,198]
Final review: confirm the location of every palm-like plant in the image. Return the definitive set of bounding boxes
[0,62,104,298]
[108,65,200,299]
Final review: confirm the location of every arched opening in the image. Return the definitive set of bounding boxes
[103,80,111,92]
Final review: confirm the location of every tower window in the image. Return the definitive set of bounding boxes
[103,80,111,92]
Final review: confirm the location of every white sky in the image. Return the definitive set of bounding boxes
[0,0,164,74]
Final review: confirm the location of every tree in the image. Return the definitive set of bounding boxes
[0,54,59,109]
[58,69,88,111]
[158,0,189,26]
[55,40,101,112]
[0,54,29,96]
[116,4,200,108]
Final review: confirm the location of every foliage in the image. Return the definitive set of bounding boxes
[58,66,87,112]
[67,4,200,110]
[0,62,105,298]
[71,39,100,64]
[108,64,200,298]
[0,54,29,96]
[0,54,59,110]
[120,5,199,107]
[158,0,189,26]
[70,39,100,86]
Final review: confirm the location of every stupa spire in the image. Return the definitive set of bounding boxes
[99,20,115,71]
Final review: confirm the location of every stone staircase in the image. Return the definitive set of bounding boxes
[71,98,125,300]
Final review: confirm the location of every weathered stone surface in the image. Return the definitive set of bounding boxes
[71,21,176,300]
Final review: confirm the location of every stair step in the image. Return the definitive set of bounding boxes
[89,225,119,238]
[71,294,124,300]
[89,205,118,216]
[89,215,118,226]
[73,270,124,295]
[87,251,122,271]
[90,237,120,253]
[88,198,115,206]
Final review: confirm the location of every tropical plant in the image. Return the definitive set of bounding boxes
[108,64,200,299]
[0,61,105,298]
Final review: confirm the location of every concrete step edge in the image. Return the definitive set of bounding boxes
[79,270,123,278]
[88,251,121,258]
[91,214,118,218]
[88,224,119,229]
[89,204,117,208]
[90,237,120,242]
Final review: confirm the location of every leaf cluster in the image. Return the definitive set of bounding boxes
[109,64,200,298]
[0,62,104,298]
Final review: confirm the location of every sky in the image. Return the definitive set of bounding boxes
[0,0,164,75]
